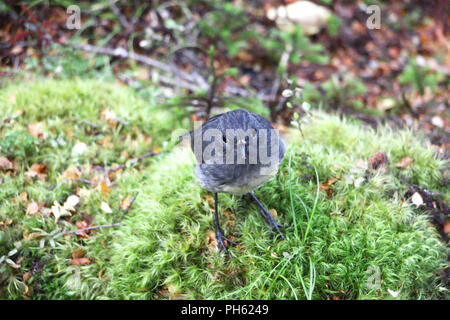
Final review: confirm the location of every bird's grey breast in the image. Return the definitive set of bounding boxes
[188,109,285,194]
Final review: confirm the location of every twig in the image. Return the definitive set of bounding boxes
[107,150,158,175]
[62,223,123,236]
[108,0,131,30]
[62,192,139,236]
[73,178,98,186]
[270,45,292,98]
[118,73,200,92]
[66,43,208,90]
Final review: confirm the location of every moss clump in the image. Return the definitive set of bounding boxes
[105,113,448,300]
[0,78,188,299]
[0,79,447,300]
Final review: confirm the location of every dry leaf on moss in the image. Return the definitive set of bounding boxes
[28,122,46,139]
[100,181,111,197]
[26,201,39,215]
[395,156,413,168]
[120,196,132,210]
[63,165,81,179]
[0,157,14,171]
[25,163,47,181]
[69,257,91,266]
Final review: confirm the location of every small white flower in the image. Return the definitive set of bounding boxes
[282,89,293,98]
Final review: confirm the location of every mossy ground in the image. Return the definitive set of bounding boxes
[0,79,447,299]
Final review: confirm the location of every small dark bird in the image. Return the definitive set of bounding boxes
[185,109,286,256]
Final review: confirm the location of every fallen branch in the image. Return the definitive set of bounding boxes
[66,43,209,90]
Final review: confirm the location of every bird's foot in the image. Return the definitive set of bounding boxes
[258,210,286,240]
[216,229,236,257]
[249,192,286,240]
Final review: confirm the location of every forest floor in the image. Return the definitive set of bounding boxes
[0,1,448,299]
[0,78,448,299]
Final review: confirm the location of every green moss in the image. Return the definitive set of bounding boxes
[0,78,188,299]
[0,79,447,300]
[105,113,448,300]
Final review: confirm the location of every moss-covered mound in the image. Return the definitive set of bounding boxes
[105,114,448,300]
[0,78,188,298]
[0,79,447,300]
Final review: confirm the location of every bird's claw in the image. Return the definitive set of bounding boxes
[216,229,236,257]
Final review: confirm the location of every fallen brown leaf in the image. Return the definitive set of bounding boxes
[23,232,42,240]
[26,201,39,215]
[100,108,118,127]
[224,210,233,217]
[269,208,278,220]
[152,145,162,153]
[158,284,187,300]
[63,165,81,179]
[69,257,92,266]
[120,196,131,210]
[369,152,389,170]
[395,156,413,168]
[25,164,48,181]
[23,271,32,283]
[205,230,217,250]
[99,181,111,197]
[443,221,450,234]
[320,177,338,197]
[27,122,46,139]
[72,248,84,259]
[98,136,114,148]
[19,192,28,202]
[203,195,214,208]
[0,157,14,171]
[320,177,337,190]
[75,220,90,238]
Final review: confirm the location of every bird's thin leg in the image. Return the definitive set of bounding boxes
[213,193,235,257]
[258,210,291,230]
[249,192,285,240]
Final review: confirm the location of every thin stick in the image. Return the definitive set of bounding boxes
[107,151,158,175]
[62,192,139,236]
[66,43,208,90]
[73,179,98,186]
[108,0,131,30]
[63,223,123,235]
